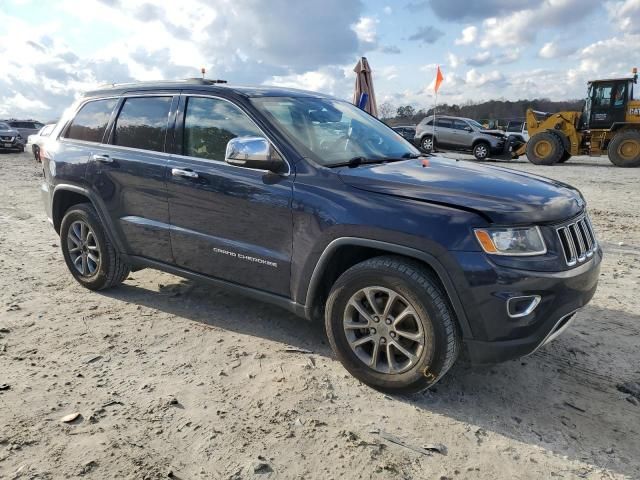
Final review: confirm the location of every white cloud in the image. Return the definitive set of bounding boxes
[538,41,577,59]
[383,6,392,15]
[352,16,378,45]
[446,52,461,69]
[480,0,600,48]
[464,69,505,87]
[454,25,477,45]
[607,0,640,33]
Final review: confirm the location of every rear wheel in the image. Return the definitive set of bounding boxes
[473,141,490,161]
[60,203,130,290]
[420,135,435,152]
[325,256,460,393]
[526,132,563,165]
[608,130,640,167]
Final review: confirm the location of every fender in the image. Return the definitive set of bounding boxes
[52,183,126,252]
[303,237,473,339]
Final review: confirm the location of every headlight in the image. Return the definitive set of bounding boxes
[474,226,546,256]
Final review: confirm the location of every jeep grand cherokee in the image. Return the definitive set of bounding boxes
[40,79,601,392]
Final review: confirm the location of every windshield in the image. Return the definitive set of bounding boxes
[251,96,420,166]
[468,119,484,129]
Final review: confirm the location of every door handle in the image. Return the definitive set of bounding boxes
[171,168,199,179]
[91,153,113,163]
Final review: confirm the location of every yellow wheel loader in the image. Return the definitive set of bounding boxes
[515,68,640,167]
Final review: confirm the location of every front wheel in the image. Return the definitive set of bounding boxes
[325,256,460,393]
[473,142,490,160]
[60,203,130,290]
[608,130,640,167]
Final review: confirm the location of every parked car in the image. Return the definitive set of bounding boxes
[0,121,24,152]
[40,80,601,393]
[3,119,45,143]
[506,120,529,143]
[391,125,416,141]
[27,123,56,161]
[415,115,510,160]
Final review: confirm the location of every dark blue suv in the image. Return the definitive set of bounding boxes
[41,79,601,392]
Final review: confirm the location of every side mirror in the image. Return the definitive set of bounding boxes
[225,136,286,173]
[465,126,472,132]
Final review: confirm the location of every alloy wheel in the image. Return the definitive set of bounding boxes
[343,286,425,374]
[67,220,101,277]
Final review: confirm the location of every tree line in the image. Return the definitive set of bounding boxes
[379,98,585,125]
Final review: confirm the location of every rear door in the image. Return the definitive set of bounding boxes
[166,94,294,296]
[86,94,176,263]
[435,118,455,147]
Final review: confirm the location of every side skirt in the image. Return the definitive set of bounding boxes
[126,255,308,320]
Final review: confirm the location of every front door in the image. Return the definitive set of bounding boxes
[166,95,294,297]
[435,118,455,147]
[589,81,629,129]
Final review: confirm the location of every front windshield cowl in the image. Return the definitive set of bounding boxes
[250,96,421,167]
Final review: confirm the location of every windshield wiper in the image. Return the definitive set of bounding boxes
[328,154,417,168]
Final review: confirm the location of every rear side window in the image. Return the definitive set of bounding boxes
[183,96,262,161]
[65,99,117,143]
[113,96,172,152]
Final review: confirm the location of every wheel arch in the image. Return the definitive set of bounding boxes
[51,185,125,252]
[471,138,491,148]
[303,237,473,339]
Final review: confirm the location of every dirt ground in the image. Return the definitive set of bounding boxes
[1,150,639,480]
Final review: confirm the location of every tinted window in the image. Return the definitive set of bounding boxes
[183,97,262,161]
[436,118,453,128]
[453,120,469,131]
[593,84,613,107]
[113,97,172,152]
[507,122,523,132]
[65,99,117,143]
[41,125,55,136]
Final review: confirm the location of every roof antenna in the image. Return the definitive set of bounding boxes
[201,67,206,79]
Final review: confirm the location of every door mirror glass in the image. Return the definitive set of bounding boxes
[225,136,286,173]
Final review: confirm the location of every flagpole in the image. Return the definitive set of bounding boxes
[432,84,437,152]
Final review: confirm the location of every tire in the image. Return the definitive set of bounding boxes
[526,132,564,165]
[608,129,640,167]
[60,203,130,290]
[472,141,490,161]
[325,256,460,393]
[33,145,40,162]
[420,135,435,152]
[558,150,571,163]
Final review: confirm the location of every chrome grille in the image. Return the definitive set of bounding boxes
[0,136,15,142]
[556,214,597,266]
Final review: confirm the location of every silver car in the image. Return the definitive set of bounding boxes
[2,119,45,145]
[415,115,509,160]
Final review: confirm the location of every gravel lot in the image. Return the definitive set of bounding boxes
[1,151,639,479]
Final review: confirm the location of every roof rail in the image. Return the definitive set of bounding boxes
[93,78,228,90]
[184,78,228,85]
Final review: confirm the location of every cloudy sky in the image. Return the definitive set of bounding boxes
[1,0,639,120]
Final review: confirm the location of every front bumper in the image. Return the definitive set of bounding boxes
[0,137,24,150]
[453,248,602,364]
[488,136,515,159]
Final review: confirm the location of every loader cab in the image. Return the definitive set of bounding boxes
[584,79,633,130]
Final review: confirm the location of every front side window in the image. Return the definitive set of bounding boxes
[41,125,55,136]
[113,96,172,152]
[453,120,469,131]
[183,96,262,161]
[64,98,118,143]
[251,97,419,166]
[593,84,613,107]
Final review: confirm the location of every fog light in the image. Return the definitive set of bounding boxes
[507,295,541,318]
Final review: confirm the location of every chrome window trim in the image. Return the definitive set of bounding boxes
[179,93,292,177]
[55,91,292,176]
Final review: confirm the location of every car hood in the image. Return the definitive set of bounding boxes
[337,156,584,224]
[0,128,19,136]
[479,129,506,137]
